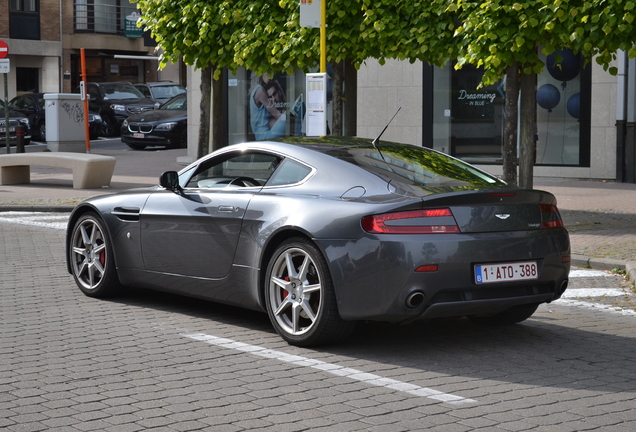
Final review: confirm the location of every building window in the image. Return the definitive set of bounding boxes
[74,0,138,36]
[428,53,590,167]
[10,0,40,40]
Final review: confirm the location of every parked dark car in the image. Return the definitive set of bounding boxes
[66,136,570,347]
[134,81,186,108]
[121,93,187,150]
[78,82,155,137]
[0,100,31,146]
[9,93,104,141]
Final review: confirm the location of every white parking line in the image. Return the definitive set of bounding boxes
[182,332,477,405]
[569,269,614,278]
[562,288,630,298]
[0,212,68,230]
[554,299,636,316]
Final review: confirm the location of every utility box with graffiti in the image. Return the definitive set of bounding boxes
[44,93,86,152]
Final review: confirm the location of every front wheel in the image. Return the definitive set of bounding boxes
[101,116,117,137]
[68,213,121,298]
[468,303,539,325]
[265,237,355,347]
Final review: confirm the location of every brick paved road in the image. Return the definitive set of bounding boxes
[2,221,636,431]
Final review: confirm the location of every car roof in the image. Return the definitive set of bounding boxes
[136,82,184,87]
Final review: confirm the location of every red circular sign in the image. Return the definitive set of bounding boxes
[0,41,8,59]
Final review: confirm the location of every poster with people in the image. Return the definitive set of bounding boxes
[248,72,306,140]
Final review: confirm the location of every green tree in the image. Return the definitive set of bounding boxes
[447,0,636,188]
[135,0,244,156]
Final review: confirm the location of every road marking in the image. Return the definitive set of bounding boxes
[182,332,477,405]
[569,269,614,278]
[0,212,68,230]
[554,299,636,316]
[562,288,630,298]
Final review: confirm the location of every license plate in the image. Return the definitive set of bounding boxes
[475,261,538,284]
[133,133,145,138]
[0,127,15,133]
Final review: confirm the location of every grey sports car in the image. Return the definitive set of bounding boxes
[66,136,570,346]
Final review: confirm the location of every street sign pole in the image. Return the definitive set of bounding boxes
[4,73,9,153]
[1,40,9,153]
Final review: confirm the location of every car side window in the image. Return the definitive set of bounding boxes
[13,96,28,110]
[266,158,313,186]
[137,86,151,98]
[88,86,100,102]
[185,152,281,189]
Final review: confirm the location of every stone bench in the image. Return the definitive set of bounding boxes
[0,152,116,189]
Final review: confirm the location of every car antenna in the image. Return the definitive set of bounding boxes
[371,107,401,168]
[372,107,401,150]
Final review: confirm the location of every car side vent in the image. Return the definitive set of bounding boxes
[112,207,140,222]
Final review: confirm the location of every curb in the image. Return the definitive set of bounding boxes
[572,254,636,285]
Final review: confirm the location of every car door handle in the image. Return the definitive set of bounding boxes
[218,205,235,212]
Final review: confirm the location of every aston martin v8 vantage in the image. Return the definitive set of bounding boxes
[66,136,570,346]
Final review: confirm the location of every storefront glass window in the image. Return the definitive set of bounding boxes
[432,54,588,167]
[536,50,583,165]
[228,68,319,145]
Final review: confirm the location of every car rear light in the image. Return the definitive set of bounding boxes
[415,264,439,272]
[361,209,459,234]
[540,204,564,229]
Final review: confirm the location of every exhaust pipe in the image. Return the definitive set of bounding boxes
[405,291,425,309]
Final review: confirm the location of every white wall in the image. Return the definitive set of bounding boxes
[356,58,619,180]
[356,58,423,145]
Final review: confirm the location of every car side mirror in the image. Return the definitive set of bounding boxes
[159,171,180,191]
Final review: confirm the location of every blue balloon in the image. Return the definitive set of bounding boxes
[536,84,560,112]
[567,93,580,119]
[547,49,581,82]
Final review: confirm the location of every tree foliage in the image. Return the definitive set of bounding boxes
[451,0,636,86]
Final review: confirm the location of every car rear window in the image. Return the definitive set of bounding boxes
[327,144,504,188]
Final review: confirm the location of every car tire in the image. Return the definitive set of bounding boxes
[101,116,117,137]
[265,237,355,347]
[178,131,187,148]
[468,303,539,325]
[39,123,46,141]
[126,143,146,150]
[69,212,122,298]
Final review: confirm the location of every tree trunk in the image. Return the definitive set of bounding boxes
[518,71,536,189]
[197,65,212,159]
[332,61,344,136]
[344,59,358,136]
[502,63,519,185]
[210,69,225,152]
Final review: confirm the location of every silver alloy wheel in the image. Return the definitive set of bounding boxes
[70,217,107,291]
[268,246,323,336]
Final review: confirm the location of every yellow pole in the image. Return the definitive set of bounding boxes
[320,0,326,73]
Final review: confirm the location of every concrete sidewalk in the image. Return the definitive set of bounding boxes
[1,141,635,281]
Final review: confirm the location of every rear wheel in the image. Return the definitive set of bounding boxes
[69,213,121,298]
[38,123,46,141]
[468,303,539,325]
[265,237,355,347]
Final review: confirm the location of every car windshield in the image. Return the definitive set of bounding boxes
[101,84,145,100]
[160,94,186,110]
[151,85,186,100]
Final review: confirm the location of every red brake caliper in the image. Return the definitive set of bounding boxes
[282,276,290,300]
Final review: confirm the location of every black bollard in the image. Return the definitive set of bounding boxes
[16,125,25,153]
